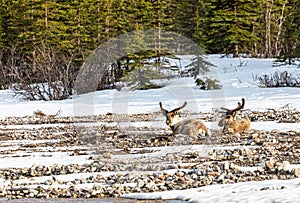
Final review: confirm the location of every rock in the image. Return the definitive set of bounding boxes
[254,137,263,145]
[175,171,185,177]
[293,168,300,176]
[217,173,226,183]
[213,165,221,173]
[207,171,219,176]
[282,161,291,171]
[159,185,167,191]
[257,167,265,173]
[265,157,276,171]
[2,112,300,200]
[136,179,145,188]
[252,133,259,139]
[230,163,241,172]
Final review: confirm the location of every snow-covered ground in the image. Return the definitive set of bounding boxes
[123,178,300,203]
[1,55,300,118]
[1,54,300,202]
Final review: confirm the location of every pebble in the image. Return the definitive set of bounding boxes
[1,111,300,199]
[265,157,276,171]
[293,168,300,176]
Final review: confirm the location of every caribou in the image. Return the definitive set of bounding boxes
[218,98,251,133]
[159,101,208,136]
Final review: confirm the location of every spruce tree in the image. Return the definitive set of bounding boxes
[0,2,5,47]
[279,0,300,63]
[206,0,262,57]
[171,0,209,50]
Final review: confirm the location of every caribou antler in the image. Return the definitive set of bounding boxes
[159,101,187,114]
[159,102,163,109]
[233,98,245,112]
[221,98,245,116]
[159,102,167,115]
[172,101,187,113]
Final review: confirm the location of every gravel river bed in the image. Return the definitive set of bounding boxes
[1,110,300,201]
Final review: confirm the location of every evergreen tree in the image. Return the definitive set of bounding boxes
[63,0,93,54]
[279,0,300,63]
[120,29,163,90]
[0,1,33,51]
[206,0,262,57]
[172,0,196,38]
[0,3,5,47]
[193,0,210,50]
[171,0,209,50]
[187,53,215,78]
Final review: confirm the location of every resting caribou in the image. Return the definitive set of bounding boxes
[218,98,251,133]
[159,101,208,136]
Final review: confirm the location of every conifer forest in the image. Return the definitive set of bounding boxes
[0,0,299,98]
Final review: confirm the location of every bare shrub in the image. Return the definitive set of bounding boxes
[195,77,222,90]
[11,45,76,100]
[258,70,300,88]
[0,44,23,89]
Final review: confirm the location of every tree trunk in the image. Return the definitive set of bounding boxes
[156,0,162,73]
[233,44,239,57]
[97,6,101,44]
[233,5,239,58]
[45,3,48,28]
[77,6,81,49]
[274,0,288,57]
[264,0,272,58]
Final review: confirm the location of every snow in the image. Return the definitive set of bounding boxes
[0,151,93,169]
[251,121,300,131]
[123,178,300,203]
[2,55,299,118]
[1,54,300,202]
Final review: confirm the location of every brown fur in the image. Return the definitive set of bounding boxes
[218,98,251,133]
[159,102,207,136]
[219,115,251,133]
